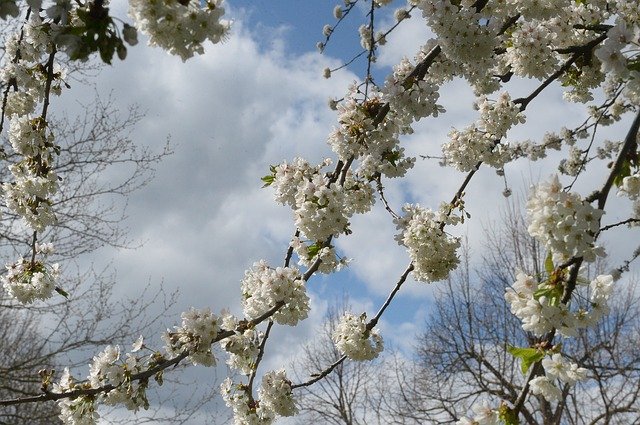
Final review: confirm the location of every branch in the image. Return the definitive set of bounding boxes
[587,109,640,210]
[292,355,347,390]
[514,34,608,111]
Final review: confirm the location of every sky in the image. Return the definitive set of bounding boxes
[40,1,640,423]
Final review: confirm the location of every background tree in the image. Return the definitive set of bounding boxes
[379,206,640,424]
[0,93,174,423]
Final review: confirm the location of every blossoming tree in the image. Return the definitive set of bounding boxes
[0,0,639,424]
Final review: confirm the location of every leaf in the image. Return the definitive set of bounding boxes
[507,345,545,374]
[307,243,321,258]
[544,251,554,275]
[613,159,631,188]
[499,405,520,425]
[122,23,138,46]
[154,370,164,386]
[261,174,274,187]
[55,286,69,298]
[382,150,401,167]
[534,284,563,306]
[261,165,278,187]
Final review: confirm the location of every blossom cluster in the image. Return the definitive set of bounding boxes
[327,83,425,179]
[333,312,383,361]
[221,313,262,375]
[502,270,612,406]
[381,53,443,125]
[505,272,614,338]
[1,244,59,304]
[240,260,309,326]
[394,203,460,282]
[527,176,605,263]
[530,353,588,402]
[595,20,638,79]
[54,369,99,425]
[267,158,372,273]
[4,116,59,231]
[87,345,149,410]
[54,337,149,424]
[417,0,498,85]
[413,0,626,101]
[257,370,298,417]
[220,369,296,425]
[162,307,221,366]
[129,0,230,61]
[1,16,64,235]
[269,158,373,241]
[442,93,525,172]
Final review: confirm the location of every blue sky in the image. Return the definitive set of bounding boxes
[46,1,640,422]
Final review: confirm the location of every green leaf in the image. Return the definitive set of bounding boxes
[382,150,401,167]
[154,370,164,386]
[507,345,545,374]
[613,159,632,188]
[561,66,581,87]
[306,243,321,258]
[533,284,563,305]
[498,404,519,425]
[261,165,278,187]
[544,251,554,275]
[261,174,275,187]
[55,286,69,298]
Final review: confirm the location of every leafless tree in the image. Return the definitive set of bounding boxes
[380,205,640,424]
[0,94,171,260]
[0,92,173,423]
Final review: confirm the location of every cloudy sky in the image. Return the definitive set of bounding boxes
[43,1,639,423]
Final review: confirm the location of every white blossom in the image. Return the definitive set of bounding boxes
[241,261,309,326]
[54,369,98,425]
[222,324,261,375]
[618,173,640,200]
[162,307,220,366]
[2,257,59,304]
[394,204,460,282]
[542,353,587,385]
[258,370,297,417]
[527,176,605,263]
[221,378,275,425]
[333,312,383,361]
[128,0,230,61]
[529,375,563,402]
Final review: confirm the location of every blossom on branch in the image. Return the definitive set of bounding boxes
[333,312,383,361]
[162,307,221,366]
[527,175,605,263]
[394,203,460,282]
[128,0,230,61]
[241,261,309,326]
